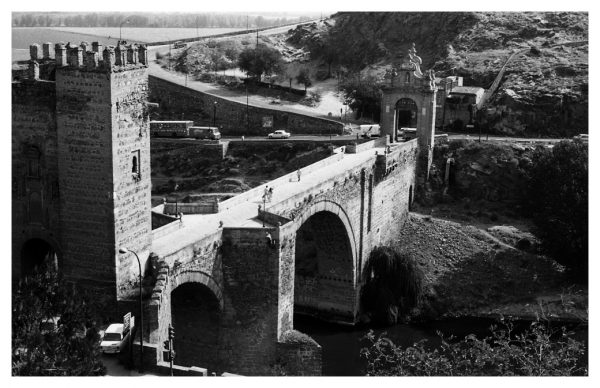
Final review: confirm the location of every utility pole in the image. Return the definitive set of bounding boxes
[246,85,250,132]
[169,41,172,71]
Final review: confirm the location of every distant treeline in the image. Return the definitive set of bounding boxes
[12,12,316,28]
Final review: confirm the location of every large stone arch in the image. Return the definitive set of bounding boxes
[291,199,358,322]
[291,199,358,266]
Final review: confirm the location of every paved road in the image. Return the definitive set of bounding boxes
[146,60,342,121]
[444,132,570,144]
[102,353,161,376]
[151,134,362,145]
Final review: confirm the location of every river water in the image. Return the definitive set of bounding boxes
[294,314,588,376]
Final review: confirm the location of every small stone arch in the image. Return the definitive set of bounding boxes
[170,269,223,311]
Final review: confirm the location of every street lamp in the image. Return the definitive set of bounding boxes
[246,85,250,132]
[213,101,218,128]
[118,247,144,373]
[119,19,129,43]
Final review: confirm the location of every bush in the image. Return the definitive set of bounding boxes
[360,247,424,325]
[525,140,588,278]
[12,270,106,376]
[361,319,587,376]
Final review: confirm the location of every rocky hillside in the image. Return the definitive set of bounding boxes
[287,12,588,136]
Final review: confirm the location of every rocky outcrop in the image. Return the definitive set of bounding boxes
[295,12,588,137]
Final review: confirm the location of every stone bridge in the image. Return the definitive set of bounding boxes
[140,137,419,375]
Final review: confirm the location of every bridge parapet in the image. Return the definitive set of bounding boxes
[216,148,345,213]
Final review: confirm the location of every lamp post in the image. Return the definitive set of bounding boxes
[118,247,144,373]
[119,19,129,43]
[213,101,218,128]
[246,85,250,132]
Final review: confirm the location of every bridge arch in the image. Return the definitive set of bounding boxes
[170,269,223,370]
[170,269,223,310]
[291,200,358,263]
[292,200,358,322]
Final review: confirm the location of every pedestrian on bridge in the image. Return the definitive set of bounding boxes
[268,187,274,202]
[297,168,302,182]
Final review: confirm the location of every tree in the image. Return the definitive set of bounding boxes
[360,247,424,325]
[238,44,283,82]
[340,74,383,121]
[308,33,340,78]
[361,319,587,376]
[296,68,312,91]
[525,140,588,278]
[12,270,106,376]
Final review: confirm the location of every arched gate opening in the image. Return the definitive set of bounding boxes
[294,211,355,321]
[20,238,58,277]
[171,282,221,372]
[395,98,418,134]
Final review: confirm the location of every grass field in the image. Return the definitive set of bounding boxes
[48,27,245,43]
[12,27,246,62]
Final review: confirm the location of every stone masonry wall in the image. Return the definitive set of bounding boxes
[219,227,281,375]
[12,80,61,277]
[276,330,322,376]
[55,69,118,301]
[111,68,153,296]
[148,76,343,136]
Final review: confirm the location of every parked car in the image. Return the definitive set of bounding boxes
[268,130,291,139]
[100,319,134,354]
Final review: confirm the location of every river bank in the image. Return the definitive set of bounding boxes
[392,212,587,324]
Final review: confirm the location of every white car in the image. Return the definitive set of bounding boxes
[100,321,133,354]
[268,130,291,139]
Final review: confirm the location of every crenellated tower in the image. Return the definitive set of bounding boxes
[13,40,152,315]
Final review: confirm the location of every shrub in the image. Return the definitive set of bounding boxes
[524,140,588,278]
[12,270,106,376]
[361,319,587,376]
[361,247,424,325]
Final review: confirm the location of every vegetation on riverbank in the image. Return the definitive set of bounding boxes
[361,318,587,376]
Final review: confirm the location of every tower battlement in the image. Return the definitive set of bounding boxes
[26,40,148,80]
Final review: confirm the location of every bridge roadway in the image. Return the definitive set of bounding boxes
[151,145,386,258]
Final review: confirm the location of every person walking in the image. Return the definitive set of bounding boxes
[297,169,302,182]
[268,187,274,202]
